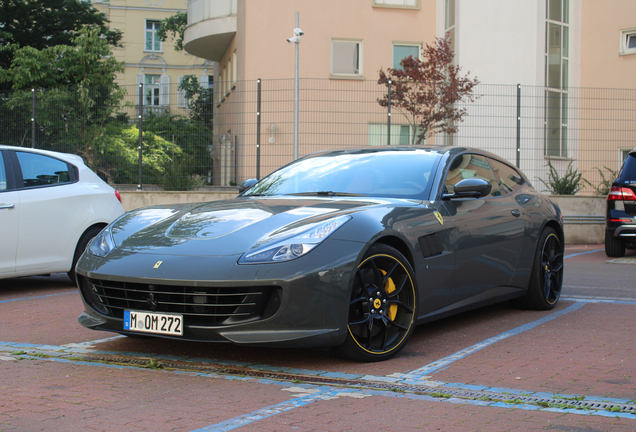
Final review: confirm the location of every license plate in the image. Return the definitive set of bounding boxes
[123,310,183,336]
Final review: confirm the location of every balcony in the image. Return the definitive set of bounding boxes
[184,0,237,61]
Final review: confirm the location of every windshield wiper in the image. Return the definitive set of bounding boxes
[288,191,369,197]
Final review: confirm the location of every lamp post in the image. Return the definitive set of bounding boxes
[287,13,303,160]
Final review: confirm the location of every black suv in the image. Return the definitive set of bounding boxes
[606,149,636,257]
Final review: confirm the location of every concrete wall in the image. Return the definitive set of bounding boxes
[121,190,606,245]
[549,195,605,245]
[120,189,239,212]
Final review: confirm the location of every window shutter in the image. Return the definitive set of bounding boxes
[160,74,170,106]
[198,75,208,88]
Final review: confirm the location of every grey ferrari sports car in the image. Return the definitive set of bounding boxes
[76,146,564,362]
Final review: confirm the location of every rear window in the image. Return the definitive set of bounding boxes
[0,153,6,191]
[16,151,73,188]
[621,153,636,181]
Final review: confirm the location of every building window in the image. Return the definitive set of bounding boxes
[145,20,162,52]
[144,75,161,106]
[545,0,569,157]
[373,0,419,9]
[232,50,237,84]
[221,64,228,97]
[620,149,632,168]
[620,29,636,55]
[393,44,420,69]
[177,76,188,108]
[368,123,422,146]
[331,39,363,77]
[445,0,456,55]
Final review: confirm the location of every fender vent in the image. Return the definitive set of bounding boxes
[419,233,444,258]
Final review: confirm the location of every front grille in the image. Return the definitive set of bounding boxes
[81,277,281,326]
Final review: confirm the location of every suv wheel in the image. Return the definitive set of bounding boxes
[605,231,626,258]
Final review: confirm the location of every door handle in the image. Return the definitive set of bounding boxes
[0,204,15,210]
[511,209,521,217]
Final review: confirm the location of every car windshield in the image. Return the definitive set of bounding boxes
[243,149,442,199]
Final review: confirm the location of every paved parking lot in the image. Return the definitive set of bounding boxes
[1,245,635,431]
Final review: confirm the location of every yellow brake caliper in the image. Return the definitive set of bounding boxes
[379,269,398,321]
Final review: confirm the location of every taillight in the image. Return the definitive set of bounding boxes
[115,190,122,204]
[607,186,636,201]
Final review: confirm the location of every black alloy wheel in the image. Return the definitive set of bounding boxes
[333,244,417,362]
[512,227,563,310]
[539,230,563,305]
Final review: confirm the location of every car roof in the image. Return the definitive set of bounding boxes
[308,145,512,165]
[0,145,85,166]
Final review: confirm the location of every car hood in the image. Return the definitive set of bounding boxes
[110,196,405,257]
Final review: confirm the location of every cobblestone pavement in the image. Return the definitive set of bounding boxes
[1,245,635,431]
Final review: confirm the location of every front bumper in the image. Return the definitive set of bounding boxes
[75,239,362,348]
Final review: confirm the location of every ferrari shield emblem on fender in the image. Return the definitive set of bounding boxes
[434,211,444,225]
[153,261,163,269]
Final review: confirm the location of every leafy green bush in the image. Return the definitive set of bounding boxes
[160,156,204,191]
[92,123,183,184]
[538,160,583,195]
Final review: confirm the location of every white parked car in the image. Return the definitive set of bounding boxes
[0,145,125,281]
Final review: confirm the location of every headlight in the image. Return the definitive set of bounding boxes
[87,226,116,257]
[239,215,351,264]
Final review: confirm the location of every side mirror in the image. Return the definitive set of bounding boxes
[237,178,259,195]
[442,178,492,200]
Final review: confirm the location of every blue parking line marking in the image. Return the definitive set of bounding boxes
[0,290,77,304]
[190,391,335,432]
[402,302,586,378]
[564,249,603,259]
[561,296,636,306]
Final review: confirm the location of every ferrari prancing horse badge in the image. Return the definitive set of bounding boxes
[434,211,444,225]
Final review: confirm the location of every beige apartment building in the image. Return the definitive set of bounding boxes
[92,0,212,115]
[183,0,437,183]
[83,0,633,188]
[579,0,636,178]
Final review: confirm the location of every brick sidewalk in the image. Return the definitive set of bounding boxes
[2,269,636,430]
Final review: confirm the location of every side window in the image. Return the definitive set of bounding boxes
[620,153,636,181]
[16,152,72,188]
[444,154,500,197]
[488,158,525,195]
[0,153,6,191]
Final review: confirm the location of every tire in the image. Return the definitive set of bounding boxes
[68,226,104,283]
[511,227,563,310]
[332,244,417,362]
[605,231,626,258]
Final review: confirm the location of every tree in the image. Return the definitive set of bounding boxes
[157,12,187,52]
[2,27,124,90]
[0,0,122,90]
[1,27,125,168]
[377,35,479,145]
[179,76,214,128]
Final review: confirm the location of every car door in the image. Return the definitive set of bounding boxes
[11,150,90,274]
[0,151,19,274]
[440,153,525,302]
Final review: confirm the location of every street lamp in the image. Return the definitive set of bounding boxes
[287,13,302,160]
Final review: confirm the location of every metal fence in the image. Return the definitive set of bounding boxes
[1,79,634,194]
